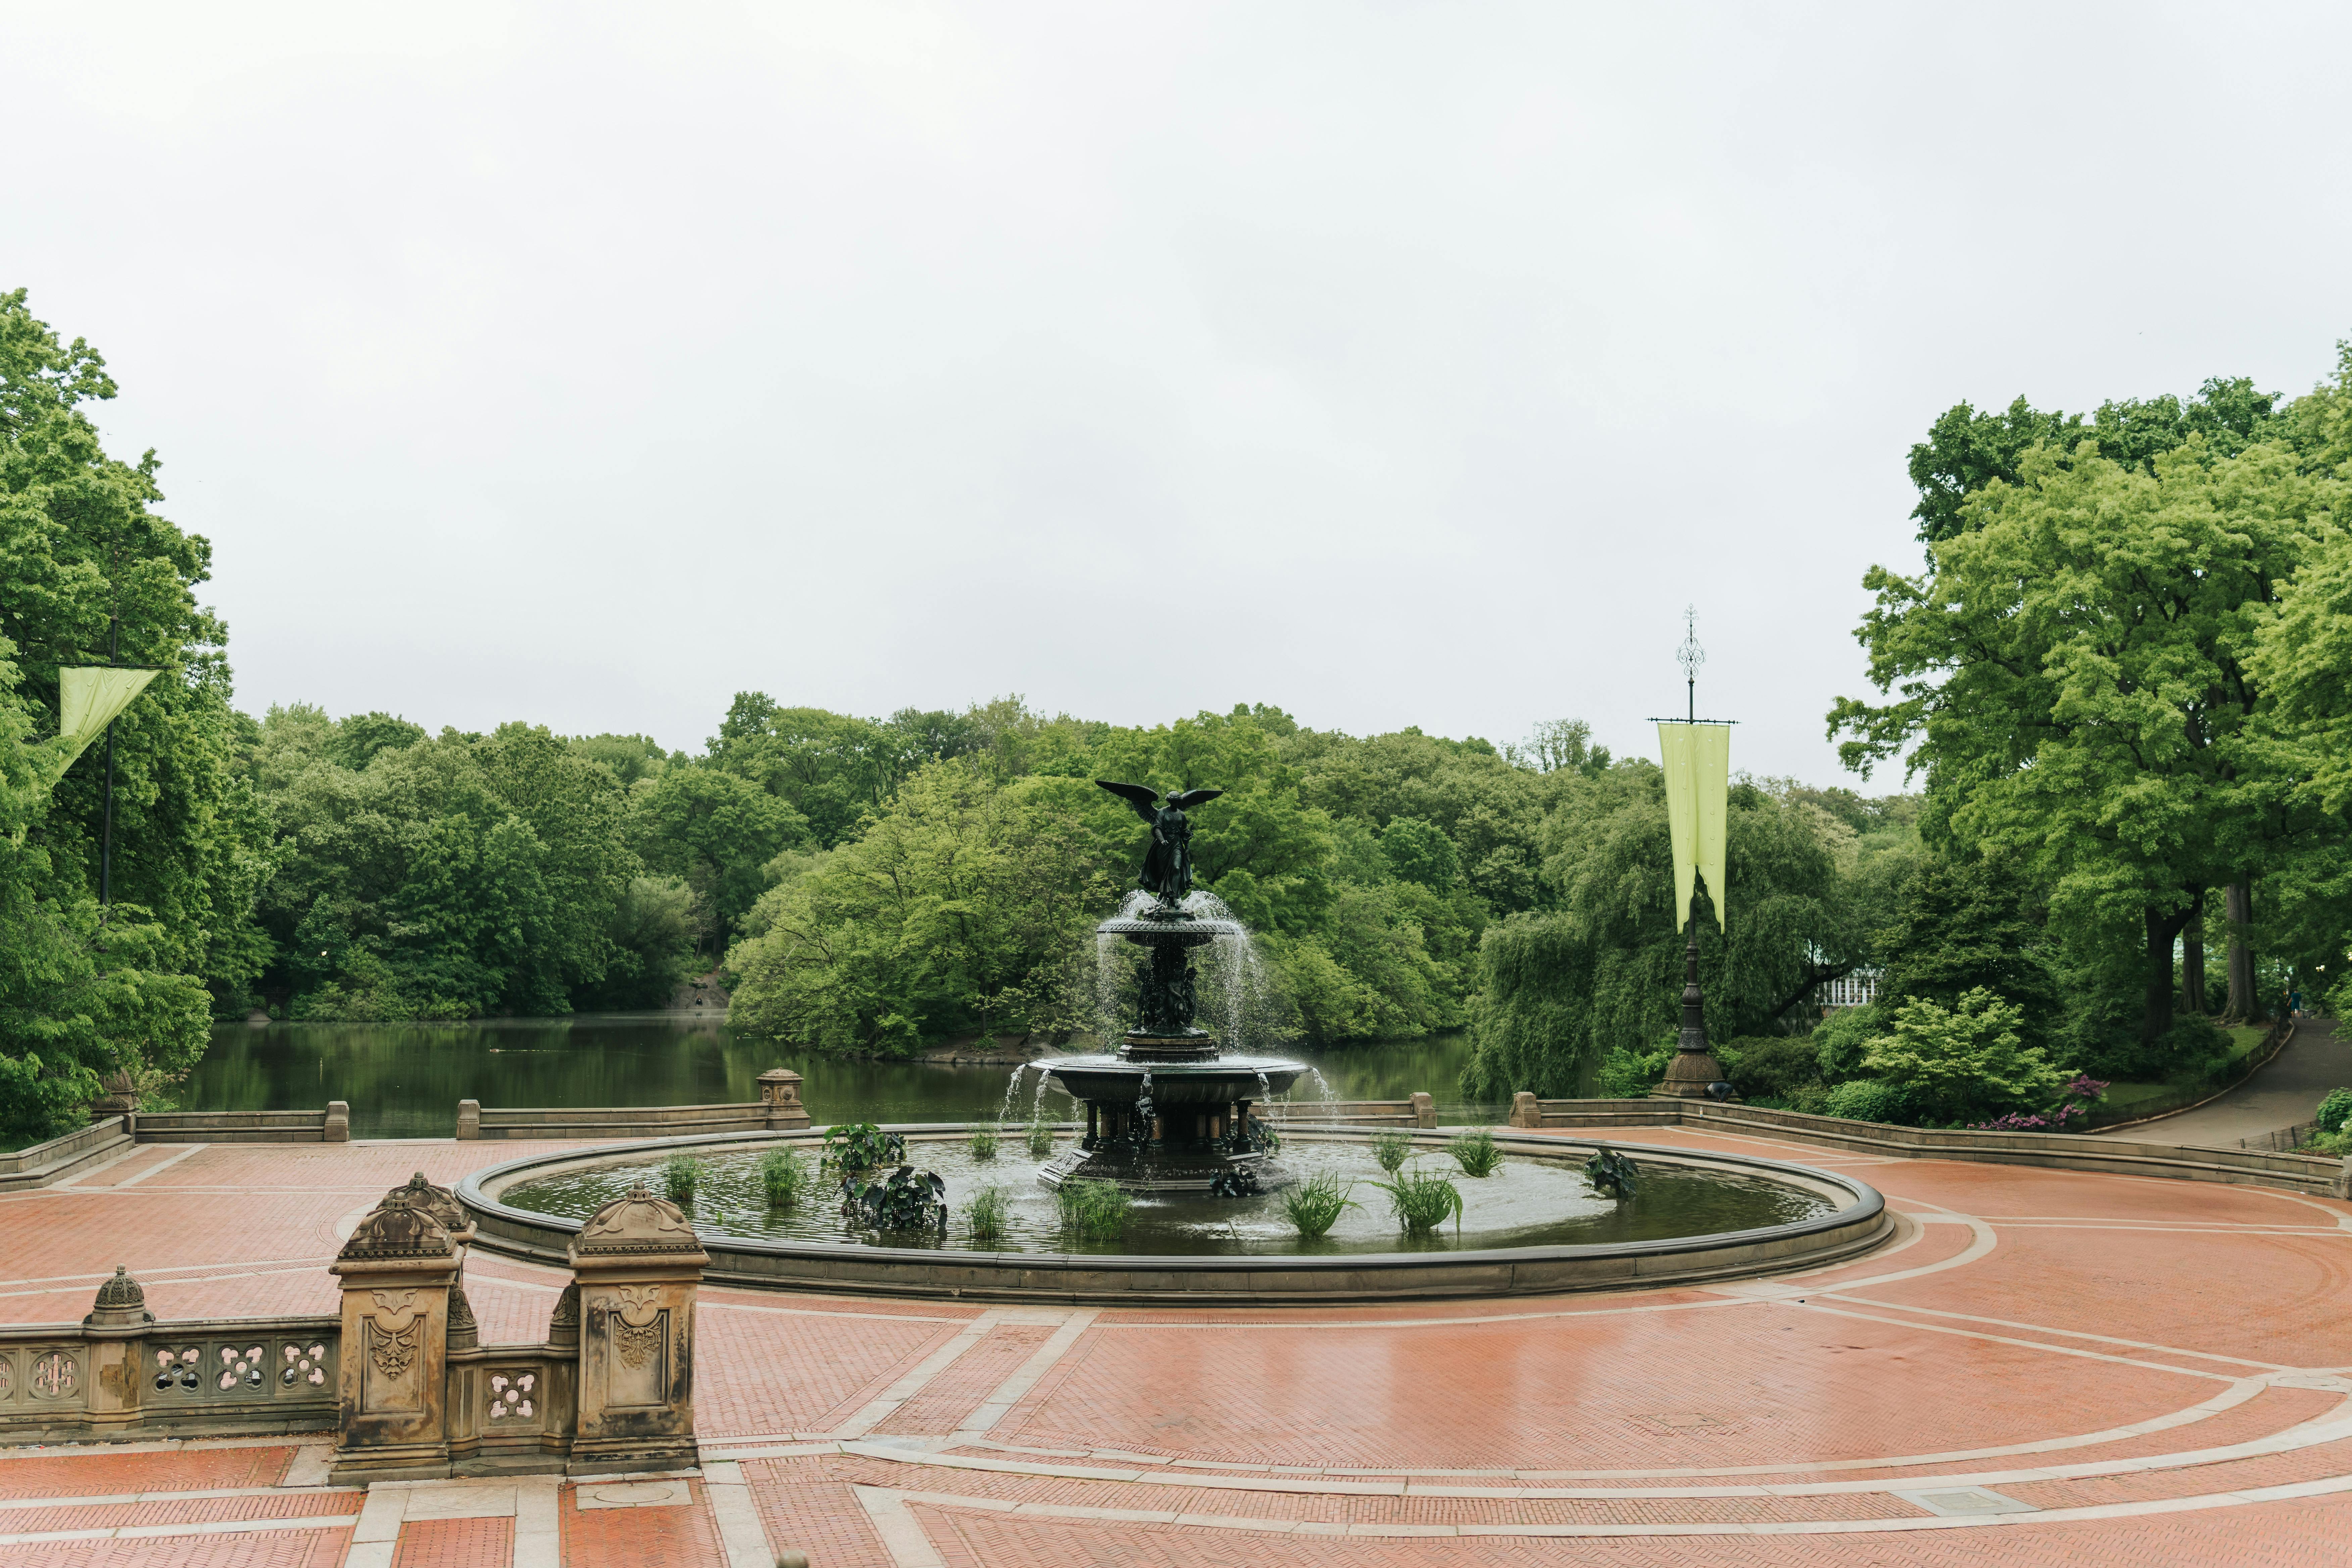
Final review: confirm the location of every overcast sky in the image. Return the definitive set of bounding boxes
[6,3,2347,786]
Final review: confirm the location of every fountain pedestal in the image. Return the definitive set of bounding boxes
[1033,904,1306,1193]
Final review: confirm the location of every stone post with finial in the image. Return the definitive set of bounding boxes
[567,1180,708,1475]
[328,1192,462,1481]
[757,1068,810,1130]
[80,1265,156,1435]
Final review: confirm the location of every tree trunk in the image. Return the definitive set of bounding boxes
[2142,903,2194,1046]
[2182,913,2207,1015]
[2222,881,2258,1023]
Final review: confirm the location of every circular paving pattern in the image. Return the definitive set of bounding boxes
[2,1121,2349,1563]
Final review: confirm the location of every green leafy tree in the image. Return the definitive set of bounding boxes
[1831,435,2340,1045]
[1461,769,1879,1097]
[630,765,808,945]
[1859,988,2071,1124]
[725,764,1119,1055]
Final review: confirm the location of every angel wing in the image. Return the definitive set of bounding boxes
[1168,788,1223,810]
[1094,779,1163,824]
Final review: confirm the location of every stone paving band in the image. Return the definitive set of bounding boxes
[3,1111,2352,1564]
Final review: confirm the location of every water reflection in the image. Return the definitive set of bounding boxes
[185,1017,1493,1138]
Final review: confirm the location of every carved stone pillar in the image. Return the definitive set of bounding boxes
[567,1182,708,1475]
[1410,1091,1436,1129]
[757,1069,811,1130]
[329,1194,461,1482]
[1509,1091,1541,1129]
[81,1266,155,1435]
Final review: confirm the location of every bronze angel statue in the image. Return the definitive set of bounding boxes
[1095,781,1224,907]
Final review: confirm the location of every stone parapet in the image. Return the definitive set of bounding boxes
[1513,1096,2348,1196]
[0,1287,340,1444]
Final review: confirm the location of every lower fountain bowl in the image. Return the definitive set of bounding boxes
[456,1125,1895,1307]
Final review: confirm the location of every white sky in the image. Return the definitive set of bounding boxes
[5,3,2347,786]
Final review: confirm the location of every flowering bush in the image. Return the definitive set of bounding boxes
[1972,1075,2108,1132]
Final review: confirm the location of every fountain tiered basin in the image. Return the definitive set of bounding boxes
[1025,901,1311,1193]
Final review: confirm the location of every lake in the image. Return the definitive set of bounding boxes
[183,1016,1493,1138]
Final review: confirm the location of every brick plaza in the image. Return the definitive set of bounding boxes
[3,1125,2347,1565]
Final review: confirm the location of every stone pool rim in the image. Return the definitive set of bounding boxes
[455,1125,1892,1305]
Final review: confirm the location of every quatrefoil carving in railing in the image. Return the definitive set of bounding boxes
[488,1369,539,1422]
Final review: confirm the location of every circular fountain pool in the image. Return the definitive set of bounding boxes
[459,1127,1893,1305]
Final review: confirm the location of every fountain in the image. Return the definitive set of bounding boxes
[1027,780,1307,1194]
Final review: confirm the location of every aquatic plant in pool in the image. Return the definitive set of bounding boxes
[839,1166,947,1234]
[823,1123,905,1174]
[1281,1171,1359,1240]
[1586,1146,1639,1199]
[1057,1178,1131,1239]
[963,1183,1010,1242]
[660,1152,698,1202]
[1447,1127,1503,1177]
[1024,1118,1056,1158]
[760,1148,809,1207]
[1374,1164,1463,1235]
[969,1125,1000,1160]
[1369,1128,1412,1172]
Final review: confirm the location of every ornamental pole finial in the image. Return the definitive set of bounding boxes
[1674,605,1704,724]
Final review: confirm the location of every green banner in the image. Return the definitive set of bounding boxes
[1657,722,1728,932]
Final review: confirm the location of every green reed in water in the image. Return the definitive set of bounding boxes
[963,1183,1011,1242]
[760,1147,810,1207]
[1281,1171,1360,1240]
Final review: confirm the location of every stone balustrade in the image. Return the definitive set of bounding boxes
[0,1172,709,1478]
[1506,1094,2351,1197]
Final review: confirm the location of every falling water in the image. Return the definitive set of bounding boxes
[998,1064,1029,1124]
[1136,1066,1154,1125]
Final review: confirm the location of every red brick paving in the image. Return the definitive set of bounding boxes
[2,1532,351,1568]
[874,1324,1056,1436]
[0,1447,296,1498]
[559,1477,720,1567]
[5,1135,2352,1563]
[391,1516,510,1567]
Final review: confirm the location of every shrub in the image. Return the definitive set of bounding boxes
[1372,1165,1463,1235]
[661,1153,698,1202]
[2301,1127,2352,1157]
[1025,1119,1057,1159]
[1594,1041,1671,1098]
[962,1183,1010,1242]
[1859,989,2071,1123]
[1369,1128,1413,1172]
[1447,1127,1504,1177]
[1812,1006,1881,1081]
[2316,1088,2352,1134]
[1823,1078,1908,1124]
[760,1148,810,1207]
[822,1122,905,1174]
[1282,1172,1359,1239]
[969,1125,1001,1160]
[1726,1036,1823,1102]
[839,1166,947,1232]
[1056,1178,1131,1239]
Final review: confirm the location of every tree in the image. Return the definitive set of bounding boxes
[725,764,1118,1055]
[630,765,808,945]
[1460,768,1875,1097]
[1831,435,2337,1045]
[0,289,273,1015]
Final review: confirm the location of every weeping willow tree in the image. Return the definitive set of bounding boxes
[1459,767,1909,1098]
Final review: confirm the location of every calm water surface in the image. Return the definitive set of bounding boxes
[186,1016,1494,1138]
[497,1139,1831,1257]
